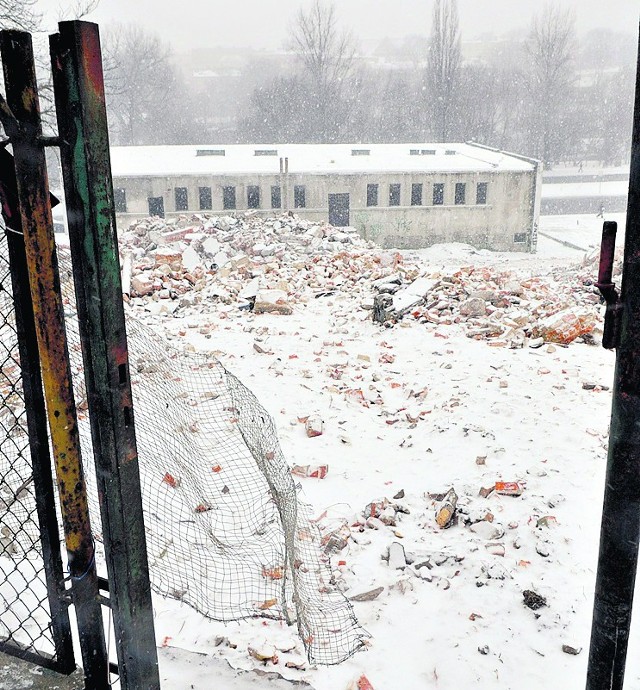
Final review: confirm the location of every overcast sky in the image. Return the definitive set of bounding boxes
[38,0,639,52]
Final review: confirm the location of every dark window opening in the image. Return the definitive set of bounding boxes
[433,183,444,205]
[445,150,456,155]
[175,187,188,211]
[366,183,378,207]
[148,196,164,218]
[389,184,401,206]
[254,149,278,156]
[247,185,260,209]
[196,149,225,156]
[223,186,236,210]
[476,182,488,205]
[514,232,527,244]
[351,149,370,156]
[294,185,306,208]
[199,186,212,210]
[411,183,423,206]
[455,183,466,205]
[114,187,127,213]
[271,185,282,209]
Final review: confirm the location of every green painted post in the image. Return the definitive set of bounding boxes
[49,21,160,689]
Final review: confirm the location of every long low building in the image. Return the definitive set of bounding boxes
[110,142,541,252]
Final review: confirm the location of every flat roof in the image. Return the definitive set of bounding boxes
[110,143,536,178]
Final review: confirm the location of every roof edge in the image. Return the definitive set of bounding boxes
[465,141,541,168]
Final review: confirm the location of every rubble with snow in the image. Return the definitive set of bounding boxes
[121,212,606,349]
[119,212,623,689]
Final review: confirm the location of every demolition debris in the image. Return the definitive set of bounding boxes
[120,213,604,347]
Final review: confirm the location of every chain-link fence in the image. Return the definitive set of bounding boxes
[0,228,73,671]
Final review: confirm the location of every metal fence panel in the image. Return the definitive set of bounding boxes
[0,227,74,673]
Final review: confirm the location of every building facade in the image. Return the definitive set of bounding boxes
[110,142,541,252]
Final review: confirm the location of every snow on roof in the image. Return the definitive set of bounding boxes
[110,143,536,178]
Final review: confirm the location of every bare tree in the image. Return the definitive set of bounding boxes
[0,0,40,31]
[426,0,461,142]
[58,0,101,20]
[525,3,576,167]
[239,76,310,143]
[291,0,357,142]
[102,24,196,145]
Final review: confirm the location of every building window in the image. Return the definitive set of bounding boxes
[196,149,225,156]
[114,187,127,213]
[247,185,260,209]
[223,186,236,210]
[271,185,281,209]
[366,183,378,207]
[294,185,306,208]
[175,187,188,211]
[514,232,527,244]
[476,182,488,205]
[199,186,212,210]
[455,182,466,205]
[433,183,444,205]
[389,184,401,206]
[351,149,370,156]
[254,149,278,156]
[148,196,164,218]
[410,149,436,156]
[411,183,423,206]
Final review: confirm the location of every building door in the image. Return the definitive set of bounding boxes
[328,193,350,227]
[148,196,165,218]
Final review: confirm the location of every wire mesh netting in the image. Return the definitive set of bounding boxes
[55,247,369,666]
[0,230,59,663]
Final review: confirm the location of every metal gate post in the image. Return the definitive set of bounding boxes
[50,21,160,689]
[586,20,640,690]
[0,30,109,689]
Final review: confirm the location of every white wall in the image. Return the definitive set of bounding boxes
[113,167,538,252]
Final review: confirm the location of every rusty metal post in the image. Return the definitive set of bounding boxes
[50,21,160,689]
[587,20,640,690]
[0,29,108,689]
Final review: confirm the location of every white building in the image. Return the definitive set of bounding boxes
[110,142,541,252]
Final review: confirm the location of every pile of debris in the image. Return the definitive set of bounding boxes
[119,212,399,316]
[370,254,606,346]
[120,214,606,347]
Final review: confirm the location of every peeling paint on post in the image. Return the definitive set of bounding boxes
[50,21,160,690]
[0,29,108,689]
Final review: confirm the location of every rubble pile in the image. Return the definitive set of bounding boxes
[121,214,605,347]
[319,477,568,595]
[120,212,400,316]
[371,252,606,346]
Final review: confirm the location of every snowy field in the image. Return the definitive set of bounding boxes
[541,179,628,199]
[117,212,634,689]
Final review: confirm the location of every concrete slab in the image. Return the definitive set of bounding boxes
[0,651,83,689]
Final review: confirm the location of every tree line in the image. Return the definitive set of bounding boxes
[237,0,635,168]
[1,0,636,169]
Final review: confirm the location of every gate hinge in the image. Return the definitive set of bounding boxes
[595,221,622,350]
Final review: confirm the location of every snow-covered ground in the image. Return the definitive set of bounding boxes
[541,179,628,199]
[108,212,630,689]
